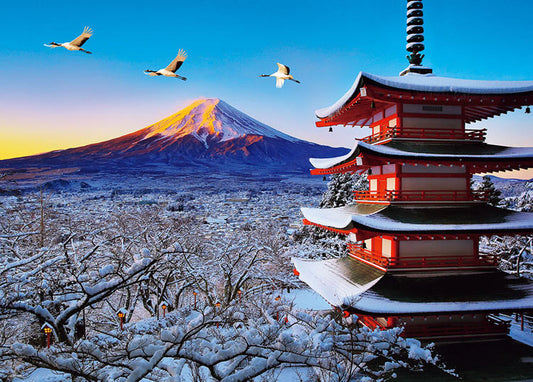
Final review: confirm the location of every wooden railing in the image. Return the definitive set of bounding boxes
[401,317,510,339]
[357,314,510,339]
[361,127,487,144]
[347,244,389,268]
[347,244,499,270]
[354,189,488,202]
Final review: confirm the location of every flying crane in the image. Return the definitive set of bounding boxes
[145,49,188,80]
[44,27,93,54]
[260,63,301,88]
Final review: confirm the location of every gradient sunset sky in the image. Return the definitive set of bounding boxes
[1,0,533,177]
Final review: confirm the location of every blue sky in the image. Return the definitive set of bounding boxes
[1,0,533,177]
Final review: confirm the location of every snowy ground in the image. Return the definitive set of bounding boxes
[13,368,70,382]
[3,175,532,381]
[282,288,332,311]
[507,315,533,347]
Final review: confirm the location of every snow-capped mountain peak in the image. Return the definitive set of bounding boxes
[1,98,347,173]
[143,98,299,147]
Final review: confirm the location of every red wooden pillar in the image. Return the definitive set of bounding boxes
[473,236,479,259]
[391,237,399,266]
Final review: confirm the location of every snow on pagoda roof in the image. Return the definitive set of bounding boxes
[292,257,533,313]
[301,204,533,234]
[291,256,385,307]
[316,71,533,119]
[309,140,533,170]
[349,270,533,314]
[301,204,386,230]
[310,143,359,169]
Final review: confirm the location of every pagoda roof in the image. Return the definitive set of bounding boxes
[301,204,533,236]
[316,72,533,126]
[292,256,533,314]
[309,140,533,174]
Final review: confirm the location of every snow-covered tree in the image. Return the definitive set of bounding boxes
[1,294,443,381]
[476,179,532,278]
[178,224,296,307]
[294,173,368,259]
[0,198,174,346]
[481,235,533,279]
[0,192,445,381]
[500,180,533,212]
[319,173,368,208]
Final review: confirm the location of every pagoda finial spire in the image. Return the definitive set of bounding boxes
[400,0,432,76]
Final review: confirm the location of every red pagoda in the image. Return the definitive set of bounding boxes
[293,0,533,342]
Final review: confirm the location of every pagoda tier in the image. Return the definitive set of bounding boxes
[292,257,533,315]
[309,140,533,176]
[301,203,532,272]
[301,204,533,236]
[316,72,533,127]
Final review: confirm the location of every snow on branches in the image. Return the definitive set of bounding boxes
[3,297,443,382]
[0,192,442,381]
[293,173,368,260]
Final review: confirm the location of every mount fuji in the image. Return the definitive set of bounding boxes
[1,98,346,175]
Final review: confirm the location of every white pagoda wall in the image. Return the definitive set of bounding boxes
[400,164,468,192]
[401,177,467,191]
[402,104,462,115]
[402,117,462,130]
[368,164,469,193]
[402,164,466,174]
[398,239,474,258]
[401,104,463,131]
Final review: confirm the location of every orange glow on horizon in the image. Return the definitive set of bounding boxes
[0,133,66,160]
[0,128,119,160]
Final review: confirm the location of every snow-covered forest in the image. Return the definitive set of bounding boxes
[0,181,443,381]
[473,176,533,279]
[0,174,530,381]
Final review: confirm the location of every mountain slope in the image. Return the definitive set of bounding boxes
[1,98,347,173]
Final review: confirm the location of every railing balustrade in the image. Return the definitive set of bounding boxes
[347,244,499,269]
[354,189,488,202]
[357,314,510,338]
[361,127,487,144]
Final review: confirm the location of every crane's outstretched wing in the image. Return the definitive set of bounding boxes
[165,49,188,73]
[70,26,93,47]
[277,63,290,75]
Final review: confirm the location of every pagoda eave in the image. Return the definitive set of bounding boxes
[301,204,533,236]
[303,218,533,239]
[315,72,533,127]
[309,140,533,175]
[311,157,533,176]
[292,257,533,316]
[342,303,533,317]
[302,218,377,240]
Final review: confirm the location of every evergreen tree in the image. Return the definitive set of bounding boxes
[295,173,368,258]
[479,176,502,206]
[320,173,369,208]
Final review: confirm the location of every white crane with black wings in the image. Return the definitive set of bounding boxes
[145,49,188,80]
[44,27,93,54]
[260,63,301,88]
